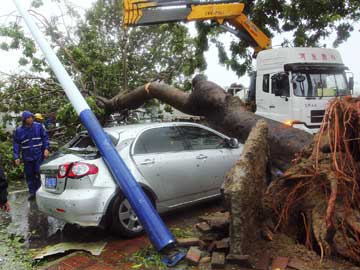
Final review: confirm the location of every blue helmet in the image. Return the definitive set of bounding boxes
[22,111,34,122]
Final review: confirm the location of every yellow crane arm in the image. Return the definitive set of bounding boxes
[123,0,271,54]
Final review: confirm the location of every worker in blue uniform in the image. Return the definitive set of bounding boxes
[13,111,50,200]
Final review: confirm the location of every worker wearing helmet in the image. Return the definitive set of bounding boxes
[13,111,50,200]
[34,113,44,124]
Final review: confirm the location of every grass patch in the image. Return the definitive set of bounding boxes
[129,245,167,269]
[170,226,193,238]
[0,228,34,269]
[128,226,194,269]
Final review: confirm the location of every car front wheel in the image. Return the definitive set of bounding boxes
[110,193,148,237]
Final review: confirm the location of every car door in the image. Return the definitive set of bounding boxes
[132,126,197,205]
[178,125,239,197]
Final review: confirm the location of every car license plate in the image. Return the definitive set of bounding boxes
[45,177,57,189]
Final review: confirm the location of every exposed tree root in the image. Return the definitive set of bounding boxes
[266,97,360,263]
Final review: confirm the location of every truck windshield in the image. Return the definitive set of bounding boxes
[292,72,350,97]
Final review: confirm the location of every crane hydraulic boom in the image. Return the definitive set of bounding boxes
[123,0,271,54]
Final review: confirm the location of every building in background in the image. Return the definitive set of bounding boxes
[0,112,20,132]
[226,83,249,102]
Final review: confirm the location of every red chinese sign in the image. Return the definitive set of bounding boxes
[298,52,337,61]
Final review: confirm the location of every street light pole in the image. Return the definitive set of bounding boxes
[12,0,175,251]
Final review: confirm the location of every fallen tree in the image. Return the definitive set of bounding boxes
[96,78,360,264]
[96,78,313,170]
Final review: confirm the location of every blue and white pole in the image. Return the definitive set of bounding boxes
[13,0,175,251]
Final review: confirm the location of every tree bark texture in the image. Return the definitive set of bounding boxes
[223,119,269,255]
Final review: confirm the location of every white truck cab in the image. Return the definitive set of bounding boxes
[247,47,354,133]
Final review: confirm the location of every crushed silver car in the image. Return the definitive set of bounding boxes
[36,122,243,237]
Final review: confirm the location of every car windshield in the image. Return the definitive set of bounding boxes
[292,72,350,97]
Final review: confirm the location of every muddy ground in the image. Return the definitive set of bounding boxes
[0,181,223,269]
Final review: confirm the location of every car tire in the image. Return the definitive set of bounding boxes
[109,192,154,238]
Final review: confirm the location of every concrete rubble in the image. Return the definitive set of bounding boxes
[177,210,313,269]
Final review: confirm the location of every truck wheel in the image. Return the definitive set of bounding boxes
[110,192,154,237]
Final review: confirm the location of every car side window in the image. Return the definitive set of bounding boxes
[263,74,270,93]
[179,126,226,150]
[134,127,187,154]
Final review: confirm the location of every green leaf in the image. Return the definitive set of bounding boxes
[0,42,9,51]
[31,0,44,8]
[18,57,29,66]
[131,263,143,269]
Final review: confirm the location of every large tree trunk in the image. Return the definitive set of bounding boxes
[96,80,313,170]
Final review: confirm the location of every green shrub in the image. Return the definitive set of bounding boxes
[0,138,24,183]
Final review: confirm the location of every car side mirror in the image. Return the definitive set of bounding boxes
[349,77,354,91]
[226,138,239,148]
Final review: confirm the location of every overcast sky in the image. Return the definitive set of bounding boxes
[1,0,359,91]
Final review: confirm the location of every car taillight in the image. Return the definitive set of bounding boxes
[57,162,98,179]
[58,163,70,178]
[68,162,98,178]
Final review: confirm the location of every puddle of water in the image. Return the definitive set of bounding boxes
[8,180,28,193]
[0,192,65,249]
[0,188,111,268]
[0,178,112,268]
[0,191,108,250]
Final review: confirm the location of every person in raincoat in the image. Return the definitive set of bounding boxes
[0,165,10,211]
[13,111,50,200]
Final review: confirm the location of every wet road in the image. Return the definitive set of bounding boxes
[0,189,110,269]
[0,184,222,269]
[1,189,222,249]
[1,191,66,249]
[0,190,116,250]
